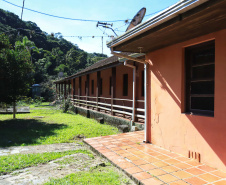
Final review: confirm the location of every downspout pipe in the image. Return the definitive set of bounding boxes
[144,63,147,143]
[111,49,148,142]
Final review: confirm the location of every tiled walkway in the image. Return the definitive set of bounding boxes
[84,131,226,185]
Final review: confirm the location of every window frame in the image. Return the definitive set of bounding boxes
[185,40,215,117]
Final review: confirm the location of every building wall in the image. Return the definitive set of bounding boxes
[75,77,79,95]
[115,65,133,99]
[146,29,226,170]
[100,68,112,98]
[81,75,86,96]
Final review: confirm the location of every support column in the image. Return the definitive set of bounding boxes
[144,63,151,143]
[58,83,60,98]
[61,83,63,98]
[86,74,89,108]
[132,65,136,122]
[96,71,100,111]
[111,67,116,115]
[135,63,140,122]
[56,84,58,98]
[73,78,75,100]
[78,77,81,106]
[68,80,70,98]
[64,82,66,99]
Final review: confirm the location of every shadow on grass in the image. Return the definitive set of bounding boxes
[0,119,67,147]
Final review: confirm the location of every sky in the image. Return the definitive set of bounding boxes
[1,0,179,56]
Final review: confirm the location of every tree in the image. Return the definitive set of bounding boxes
[0,34,34,118]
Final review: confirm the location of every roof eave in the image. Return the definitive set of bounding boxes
[107,0,209,50]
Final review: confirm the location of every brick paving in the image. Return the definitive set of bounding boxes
[84,131,226,185]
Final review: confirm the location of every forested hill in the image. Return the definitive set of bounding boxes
[0,8,107,84]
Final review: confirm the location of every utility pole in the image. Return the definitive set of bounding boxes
[101,36,103,55]
[21,0,25,20]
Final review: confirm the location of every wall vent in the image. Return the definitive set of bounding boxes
[188,150,201,163]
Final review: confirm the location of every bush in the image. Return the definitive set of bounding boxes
[16,96,44,107]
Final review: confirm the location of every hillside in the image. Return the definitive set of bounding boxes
[0,8,107,83]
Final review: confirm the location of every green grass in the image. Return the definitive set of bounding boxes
[0,150,92,175]
[45,164,130,185]
[0,105,119,147]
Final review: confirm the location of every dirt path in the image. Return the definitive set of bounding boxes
[0,143,83,156]
[0,143,133,185]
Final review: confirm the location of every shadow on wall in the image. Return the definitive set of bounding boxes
[148,58,226,169]
[0,119,67,147]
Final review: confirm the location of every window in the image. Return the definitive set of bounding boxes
[141,71,144,97]
[91,80,94,95]
[109,77,112,95]
[185,40,215,116]
[100,78,102,95]
[85,81,86,94]
[123,74,128,96]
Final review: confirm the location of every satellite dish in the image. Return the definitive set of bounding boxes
[126,7,146,31]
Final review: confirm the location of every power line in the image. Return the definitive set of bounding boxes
[2,0,167,23]
[0,27,111,39]
[63,35,110,38]
[2,0,125,22]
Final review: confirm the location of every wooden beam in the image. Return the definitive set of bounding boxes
[111,67,116,115]
[97,71,101,111]
[79,77,81,106]
[86,74,90,108]
[73,78,75,99]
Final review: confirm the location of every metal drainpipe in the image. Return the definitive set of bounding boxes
[123,61,136,126]
[144,63,147,142]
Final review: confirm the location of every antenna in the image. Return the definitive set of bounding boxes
[126,7,146,31]
[97,21,118,36]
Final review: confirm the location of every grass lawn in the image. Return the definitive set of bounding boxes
[0,104,133,184]
[0,150,92,175]
[0,104,120,147]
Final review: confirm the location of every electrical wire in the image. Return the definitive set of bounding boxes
[0,27,110,39]
[2,0,126,22]
[3,0,169,23]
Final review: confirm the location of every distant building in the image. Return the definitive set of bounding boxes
[32,84,41,98]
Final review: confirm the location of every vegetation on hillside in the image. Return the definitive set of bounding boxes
[0,8,107,101]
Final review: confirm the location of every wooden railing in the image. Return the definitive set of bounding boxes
[70,95,145,122]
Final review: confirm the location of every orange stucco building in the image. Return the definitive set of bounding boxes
[56,0,226,171]
[55,55,145,125]
[107,0,226,171]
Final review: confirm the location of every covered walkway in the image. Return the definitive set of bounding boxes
[84,131,226,185]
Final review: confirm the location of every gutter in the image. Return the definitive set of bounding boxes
[107,0,208,48]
